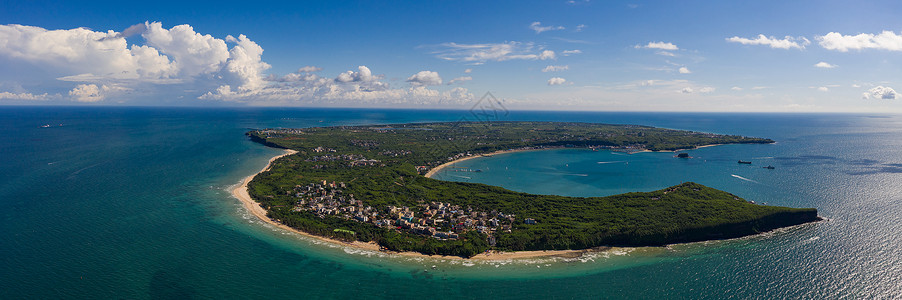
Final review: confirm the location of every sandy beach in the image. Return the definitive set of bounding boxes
[231,148,594,260]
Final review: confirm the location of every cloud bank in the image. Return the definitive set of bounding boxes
[726,34,810,49]
[0,22,473,105]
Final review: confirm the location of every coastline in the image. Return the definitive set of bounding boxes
[232,148,593,260]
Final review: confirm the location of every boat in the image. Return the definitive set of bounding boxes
[763,165,775,169]
[738,160,752,164]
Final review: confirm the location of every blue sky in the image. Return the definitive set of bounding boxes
[1,0,902,112]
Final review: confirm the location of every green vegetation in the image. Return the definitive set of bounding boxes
[246,121,818,258]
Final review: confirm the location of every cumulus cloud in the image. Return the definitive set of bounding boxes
[463,68,472,73]
[0,23,176,79]
[547,77,567,85]
[529,22,565,34]
[678,67,691,74]
[221,34,271,92]
[862,86,898,100]
[68,84,103,102]
[448,76,472,84]
[575,24,586,32]
[731,86,743,91]
[142,22,229,77]
[636,42,679,50]
[680,87,694,94]
[67,84,131,102]
[336,66,377,83]
[726,34,810,49]
[542,65,569,72]
[406,70,443,86]
[817,86,830,92]
[429,42,556,63]
[814,62,837,68]
[0,22,276,100]
[818,31,902,52]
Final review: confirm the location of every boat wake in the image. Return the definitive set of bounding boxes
[597,161,625,164]
[730,174,759,184]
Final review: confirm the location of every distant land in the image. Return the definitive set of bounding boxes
[242,121,820,258]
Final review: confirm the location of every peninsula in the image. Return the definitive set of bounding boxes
[243,121,819,258]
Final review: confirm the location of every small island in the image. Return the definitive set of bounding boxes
[241,121,819,258]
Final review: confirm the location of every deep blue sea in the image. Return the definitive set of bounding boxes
[1,107,901,299]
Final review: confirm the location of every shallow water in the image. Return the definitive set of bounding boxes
[1,107,900,298]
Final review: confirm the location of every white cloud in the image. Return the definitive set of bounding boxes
[529,22,565,34]
[296,66,322,73]
[68,84,103,102]
[862,86,898,100]
[818,31,902,52]
[814,62,837,68]
[200,65,474,106]
[678,67,691,74]
[448,76,472,84]
[547,77,567,85]
[430,42,556,63]
[0,23,176,79]
[542,65,569,72]
[0,22,277,101]
[406,70,443,86]
[731,86,743,91]
[0,91,60,101]
[221,34,271,92]
[575,24,586,32]
[656,51,675,57]
[726,34,810,49]
[336,66,377,82]
[142,22,230,77]
[539,50,556,60]
[817,86,829,92]
[463,68,472,73]
[561,49,582,56]
[679,86,714,94]
[637,42,679,50]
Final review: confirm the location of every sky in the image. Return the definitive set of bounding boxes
[1,0,902,112]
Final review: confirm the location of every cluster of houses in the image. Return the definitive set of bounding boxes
[289,181,528,244]
[303,153,384,168]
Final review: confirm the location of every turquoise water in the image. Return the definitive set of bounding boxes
[1,107,901,298]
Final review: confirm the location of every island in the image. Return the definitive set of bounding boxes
[240,121,820,258]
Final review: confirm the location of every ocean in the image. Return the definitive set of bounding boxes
[1,106,900,298]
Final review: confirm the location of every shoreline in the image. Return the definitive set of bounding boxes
[231,148,594,260]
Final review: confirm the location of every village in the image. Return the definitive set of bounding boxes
[289,180,522,245]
